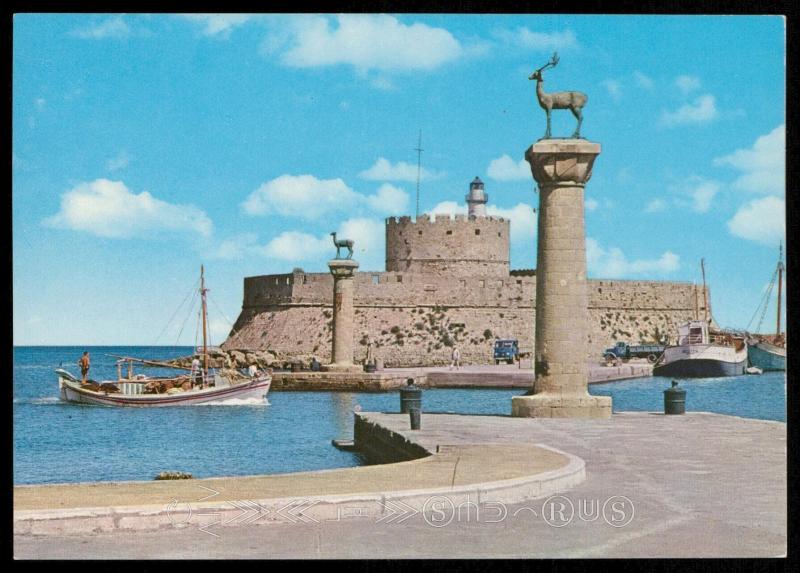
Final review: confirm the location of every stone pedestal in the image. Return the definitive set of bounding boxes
[512,139,612,419]
[324,259,361,373]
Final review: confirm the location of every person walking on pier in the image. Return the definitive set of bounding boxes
[78,351,91,385]
[450,346,461,371]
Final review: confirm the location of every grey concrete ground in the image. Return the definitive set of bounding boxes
[15,412,785,559]
[386,362,653,387]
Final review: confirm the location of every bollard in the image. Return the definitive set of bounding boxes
[663,380,686,415]
[399,378,422,414]
[409,407,421,430]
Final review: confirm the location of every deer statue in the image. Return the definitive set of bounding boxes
[529,52,588,139]
[330,232,354,259]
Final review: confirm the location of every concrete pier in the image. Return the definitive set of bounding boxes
[513,139,612,418]
[14,412,786,558]
[325,258,360,372]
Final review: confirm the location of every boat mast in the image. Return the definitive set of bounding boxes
[693,282,699,320]
[776,243,783,338]
[201,264,208,379]
[701,258,708,323]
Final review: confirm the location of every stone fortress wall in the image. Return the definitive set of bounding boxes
[226,266,708,366]
[223,176,707,367]
[385,214,510,277]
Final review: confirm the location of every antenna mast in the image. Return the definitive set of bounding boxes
[414,130,423,219]
[700,258,708,323]
[776,242,784,337]
[201,264,208,380]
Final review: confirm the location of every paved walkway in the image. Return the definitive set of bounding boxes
[14,411,785,558]
[384,362,653,388]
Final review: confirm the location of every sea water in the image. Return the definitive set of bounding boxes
[13,346,786,484]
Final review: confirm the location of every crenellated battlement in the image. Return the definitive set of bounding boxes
[386,213,510,276]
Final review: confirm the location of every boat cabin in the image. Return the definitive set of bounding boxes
[676,320,745,350]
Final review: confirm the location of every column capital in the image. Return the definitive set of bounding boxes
[525,139,601,188]
[328,259,359,278]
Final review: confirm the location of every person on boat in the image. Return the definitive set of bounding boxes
[190,357,202,387]
[78,351,91,385]
[248,363,259,378]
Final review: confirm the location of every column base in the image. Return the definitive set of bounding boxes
[511,393,612,418]
[322,363,363,373]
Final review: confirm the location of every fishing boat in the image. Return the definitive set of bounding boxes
[653,259,747,378]
[653,319,748,378]
[56,266,271,407]
[746,246,786,371]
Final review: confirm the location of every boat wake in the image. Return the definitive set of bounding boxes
[15,396,62,405]
[192,397,270,407]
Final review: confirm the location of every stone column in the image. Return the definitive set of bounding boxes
[325,259,361,372]
[512,139,612,418]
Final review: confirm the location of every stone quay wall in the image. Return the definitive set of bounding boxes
[385,214,510,277]
[224,271,708,367]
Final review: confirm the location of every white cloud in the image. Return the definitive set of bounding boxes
[338,218,385,269]
[428,201,537,244]
[278,15,465,73]
[585,198,599,211]
[587,238,680,278]
[241,174,361,219]
[72,16,130,39]
[180,14,252,37]
[205,233,259,260]
[260,217,385,269]
[645,198,667,213]
[359,157,444,182]
[675,75,701,94]
[35,97,46,111]
[659,94,719,127]
[602,79,622,101]
[714,125,785,196]
[494,28,578,51]
[370,77,396,91]
[365,184,409,215]
[261,231,332,261]
[43,179,212,239]
[487,154,530,181]
[633,71,654,89]
[106,150,131,172]
[689,180,721,213]
[727,196,785,246]
[671,178,721,213]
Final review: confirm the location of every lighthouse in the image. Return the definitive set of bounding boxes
[466,176,488,218]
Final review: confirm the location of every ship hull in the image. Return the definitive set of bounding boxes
[653,344,748,378]
[748,342,786,371]
[58,374,271,407]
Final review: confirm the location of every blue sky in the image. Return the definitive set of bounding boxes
[13,14,786,345]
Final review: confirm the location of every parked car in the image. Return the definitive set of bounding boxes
[493,339,519,364]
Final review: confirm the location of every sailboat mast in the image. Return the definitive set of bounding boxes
[776,244,783,337]
[701,258,708,323]
[693,282,699,320]
[201,264,208,377]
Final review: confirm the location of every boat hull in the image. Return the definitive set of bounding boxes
[748,342,786,371]
[58,376,271,407]
[653,344,748,378]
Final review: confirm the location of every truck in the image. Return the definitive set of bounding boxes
[603,341,665,365]
[493,339,519,364]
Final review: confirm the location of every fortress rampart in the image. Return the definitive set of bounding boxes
[224,178,706,367]
[385,214,510,276]
[226,270,708,366]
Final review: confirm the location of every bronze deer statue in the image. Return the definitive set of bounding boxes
[330,232,354,259]
[529,53,587,139]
